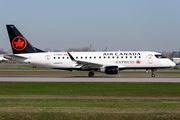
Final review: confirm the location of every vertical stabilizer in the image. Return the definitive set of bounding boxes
[6,25,36,54]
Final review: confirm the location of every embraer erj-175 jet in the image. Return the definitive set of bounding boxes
[4,25,175,77]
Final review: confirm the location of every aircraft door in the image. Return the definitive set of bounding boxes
[45,55,50,64]
[148,54,153,64]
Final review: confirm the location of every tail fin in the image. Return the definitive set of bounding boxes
[6,25,36,54]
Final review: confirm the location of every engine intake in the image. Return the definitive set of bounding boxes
[105,66,119,74]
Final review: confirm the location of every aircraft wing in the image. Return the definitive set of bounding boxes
[76,60,103,68]
[68,52,102,68]
[67,52,125,69]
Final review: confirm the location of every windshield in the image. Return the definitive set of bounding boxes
[155,54,167,59]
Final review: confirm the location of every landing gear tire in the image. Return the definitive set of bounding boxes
[151,69,155,77]
[88,71,94,77]
[151,74,155,77]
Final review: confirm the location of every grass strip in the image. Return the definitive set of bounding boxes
[0,82,180,97]
[0,99,180,108]
[1,113,180,120]
[0,99,180,119]
[0,64,49,70]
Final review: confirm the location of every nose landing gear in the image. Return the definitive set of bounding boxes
[151,69,155,77]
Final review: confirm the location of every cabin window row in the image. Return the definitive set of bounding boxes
[53,56,141,59]
[54,57,69,59]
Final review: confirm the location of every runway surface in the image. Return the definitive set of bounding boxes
[0,76,180,83]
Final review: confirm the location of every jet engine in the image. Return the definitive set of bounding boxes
[101,66,119,74]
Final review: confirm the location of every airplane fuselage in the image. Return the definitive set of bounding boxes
[10,51,175,72]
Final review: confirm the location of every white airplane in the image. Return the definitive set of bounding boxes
[4,25,176,77]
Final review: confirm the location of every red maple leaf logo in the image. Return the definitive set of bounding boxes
[12,36,27,51]
[136,60,141,64]
[14,39,24,47]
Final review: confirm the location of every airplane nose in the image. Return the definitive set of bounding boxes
[170,61,176,67]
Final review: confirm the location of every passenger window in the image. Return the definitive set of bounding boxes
[121,56,123,58]
[139,56,141,58]
[117,57,119,59]
[62,57,64,59]
[76,57,78,59]
[54,57,56,59]
[108,56,110,58]
[134,56,136,58]
[112,56,114,58]
[94,56,96,59]
[99,56,101,59]
[90,57,91,59]
[58,57,60,59]
[130,56,132,58]
[104,57,106,59]
[126,56,128,58]
[85,57,87,59]
[67,57,69,59]
[81,57,83,59]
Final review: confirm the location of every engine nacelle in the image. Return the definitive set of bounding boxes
[101,66,119,74]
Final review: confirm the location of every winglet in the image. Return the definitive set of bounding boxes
[67,52,75,61]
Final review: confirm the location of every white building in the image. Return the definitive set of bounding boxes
[0,54,8,61]
[172,58,180,65]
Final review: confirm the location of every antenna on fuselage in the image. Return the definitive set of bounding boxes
[90,44,92,51]
[104,47,107,51]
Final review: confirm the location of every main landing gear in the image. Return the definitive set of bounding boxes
[151,69,155,77]
[88,71,94,77]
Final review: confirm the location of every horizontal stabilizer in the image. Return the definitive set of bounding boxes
[4,55,28,60]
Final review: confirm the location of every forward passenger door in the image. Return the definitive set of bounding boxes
[148,54,153,64]
[45,55,50,64]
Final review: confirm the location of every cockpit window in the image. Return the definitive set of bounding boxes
[155,54,167,59]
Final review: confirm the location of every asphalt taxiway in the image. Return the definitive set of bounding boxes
[0,76,180,83]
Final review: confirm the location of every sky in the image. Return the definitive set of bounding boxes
[0,0,180,52]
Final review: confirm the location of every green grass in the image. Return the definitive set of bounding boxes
[0,112,180,120]
[0,99,180,119]
[0,82,180,119]
[0,82,180,97]
[1,99,180,108]
[0,64,49,70]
